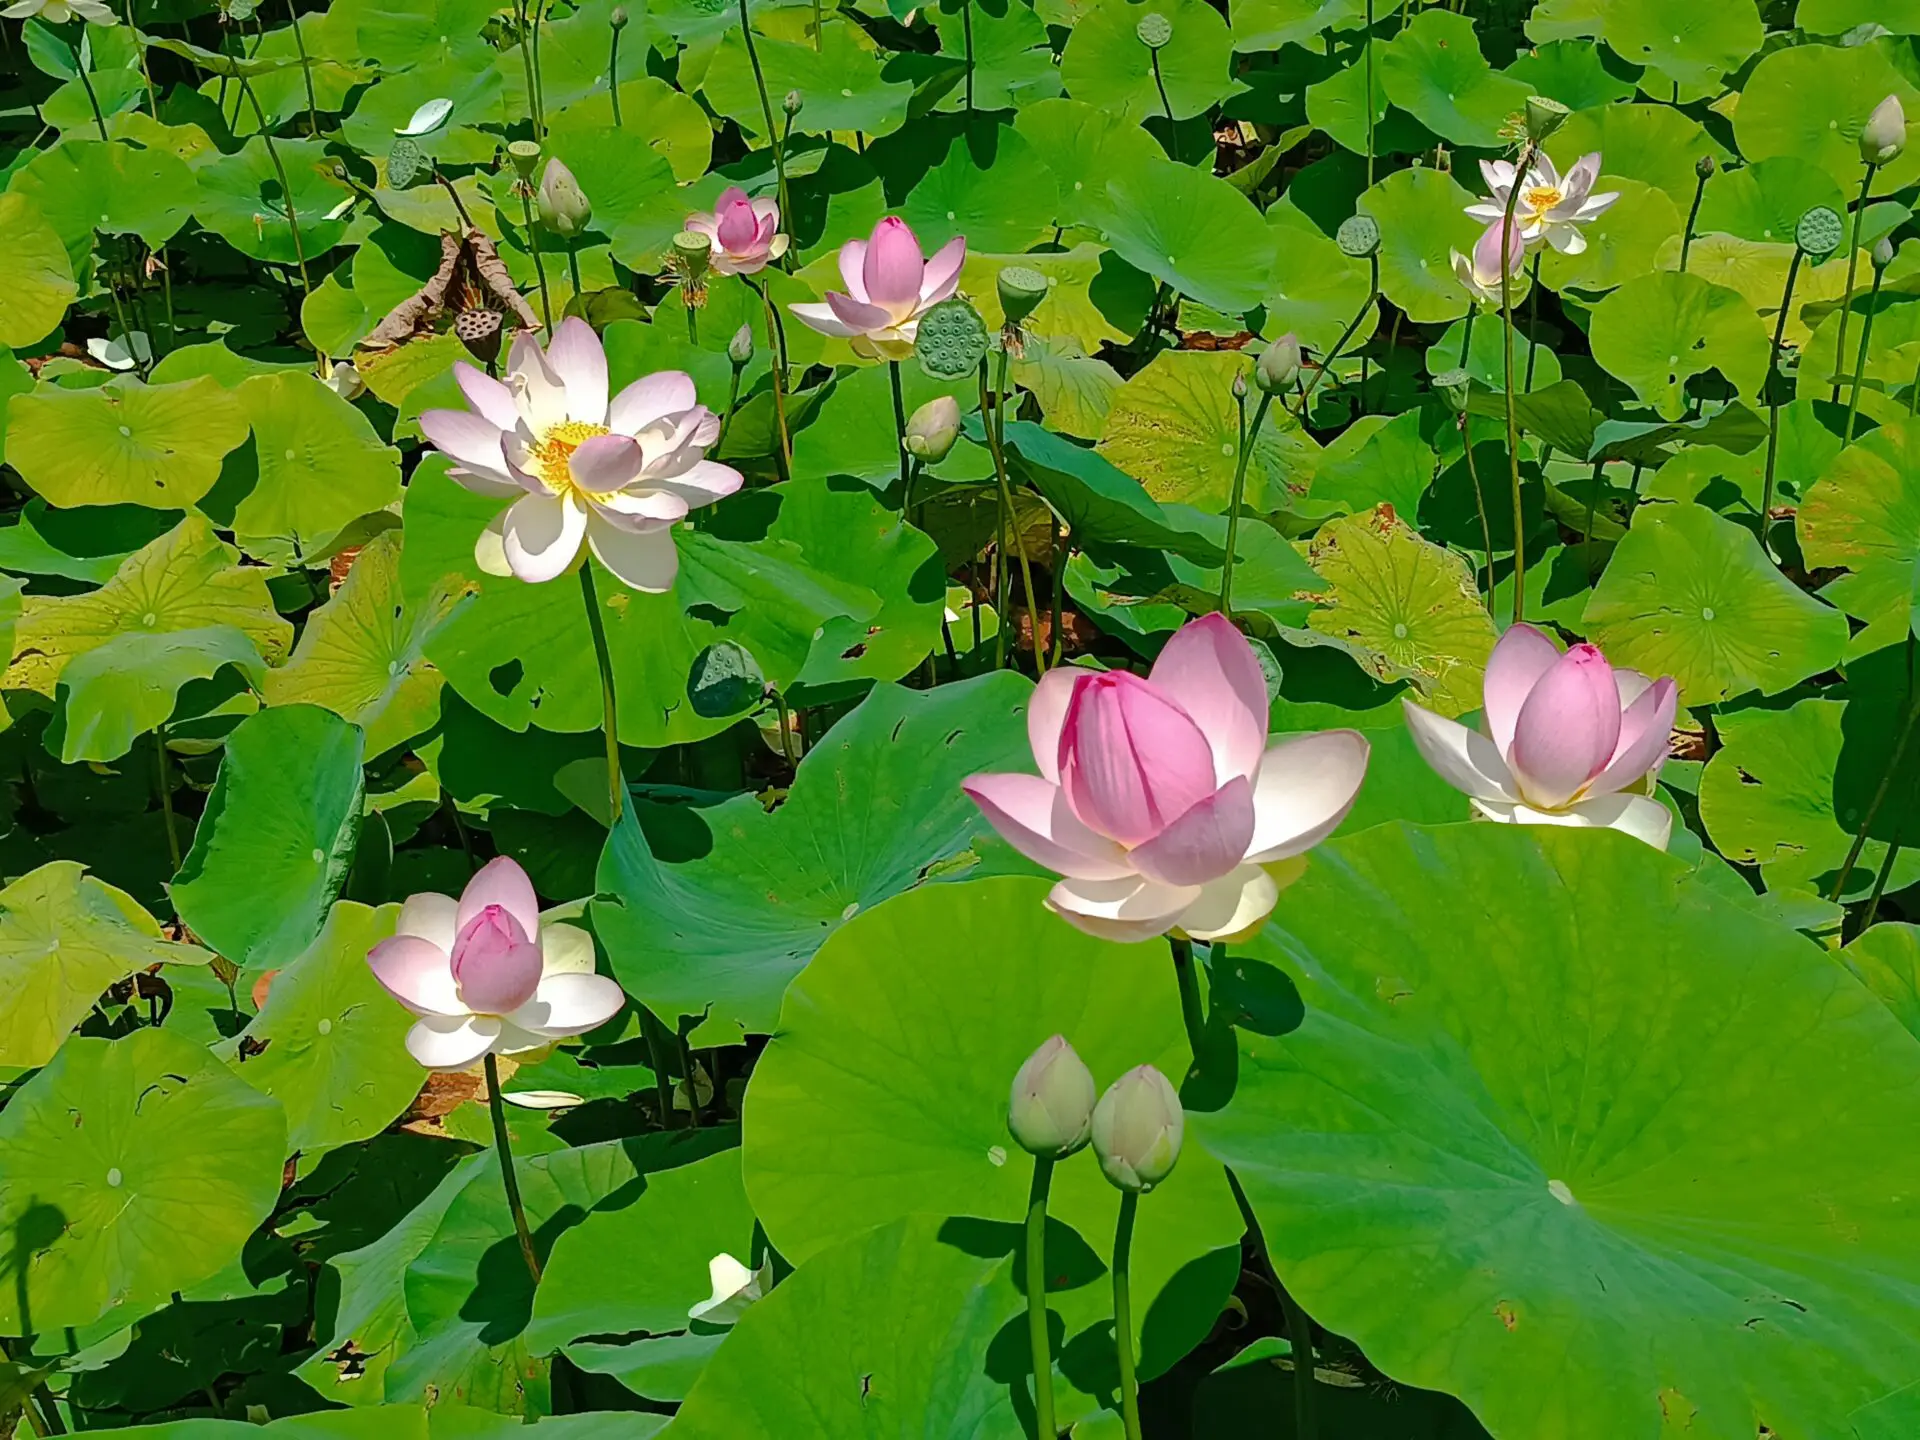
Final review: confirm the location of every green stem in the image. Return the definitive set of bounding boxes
[1830,634,1919,905]
[1168,935,1205,1060]
[889,358,911,494]
[1049,515,1065,670]
[484,1053,543,1284]
[1844,261,1886,444]
[520,192,552,332]
[641,1008,677,1124]
[1759,248,1803,553]
[1459,414,1494,607]
[608,23,623,124]
[1024,1155,1058,1440]
[125,0,157,116]
[1112,1191,1143,1440]
[1498,147,1534,627]
[1281,1288,1319,1439]
[1295,285,1378,417]
[1830,163,1877,405]
[1459,305,1475,368]
[155,727,180,873]
[980,356,1043,674]
[1150,49,1177,164]
[738,0,791,233]
[578,562,625,824]
[515,0,541,136]
[961,0,974,117]
[748,275,793,479]
[1679,165,1707,273]
[1861,830,1904,935]
[239,76,309,291]
[285,0,320,137]
[1220,391,1272,615]
[1523,251,1542,393]
[529,0,549,135]
[566,245,584,307]
[1579,457,1604,579]
[717,360,745,451]
[1363,0,1374,189]
[69,27,109,141]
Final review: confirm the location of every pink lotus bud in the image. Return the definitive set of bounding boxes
[1057,672,1218,847]
[450,904,543,1015]
[1506,644,1624,811]
[863,217,926,311]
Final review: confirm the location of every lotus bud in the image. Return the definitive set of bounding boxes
[728,323,755,367]
[997,265,1048,327]
[783,89,804,117]
[507,139,542,182]
[1091,1064,1184,1193]
[1232,372,1247,400]
[1007,1035,1097,1158]
[1255,333,1301,395]
[1873,235,1896,271]
[674,228,712,279]
[1523,94,1569,144]
[1695,154,1716,180]
[1862,94,1906,167]
[538,158,592,236]
[903,394,962,463]
[1135,11,1172,48]
[610,3,629,26]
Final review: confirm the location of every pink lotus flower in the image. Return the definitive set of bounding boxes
[1402,624,1679,849]
[789,217,965,361]
[420,318,742,592]
[684,187,788,276]
[963,616,1370,943]
[1464,152,1618,255]
[367,857,625,1071]
[1451,218,1527,307]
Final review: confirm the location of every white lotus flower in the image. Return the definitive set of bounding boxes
[689,1252,771,1328]
[419,317,742,592]
[1450,219,1526,307]
[2,0,117,24]
[1465,151,1618,256]
[87,332,150,371]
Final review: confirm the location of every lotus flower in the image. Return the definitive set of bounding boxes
[789,217,965,361]
[420,318,741,591]
[1402,624,1679,849]
[684,186,787,276]
[1465,152,1618,255]
[1451,219,1527,307]
[689,1252,771,1327]
[2,0,115,21]
[963,615,1370,943]
[367,857,625,1071]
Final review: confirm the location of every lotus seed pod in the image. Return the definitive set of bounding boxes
[1861,94,1906,167]
[1135,11,1172,48]
[1796,206,1844,260]
[728,323,755,366]
[1695,154,1716,180]
[1873,235,1897,271]
[1433,367,1472,414]
[610,4,628,26]
[1336,213,1381,258]
[997,265,1049,327]
[1523,94,1569,144]
[1007,1035,1097,1158]
[1255,333,1302,395]
[507,139,542,180]
[538,158,592,236]
[454,307,504,363]
[783,89,804,116]
[1091,1064,1184,1193]
[914,296,991,380]
[673,229,713,278]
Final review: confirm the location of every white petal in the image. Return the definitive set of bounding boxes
[1470,793,1672,850]
[1045,874,1199,943]
[1244,730,1371,863]
[1401,700,1518,804]
[406,1014,503,1071]
[546,317,609,426]
[539,921,597,977]
[509,972,626,1036]
[397,891,459,951]
[502,492,589,583]
[397,97,454,136]
[507,333,572,434]
[587,517,680,593]
[1173,863,1280,942]
[608,371,697,435]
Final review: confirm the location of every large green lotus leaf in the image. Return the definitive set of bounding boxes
[898,127,1058,255]
[669,1216,1025,1439]
[1548,104,1731,207]
[263,532,472,759]
[1537,178,1678,295]
[593,672,1034,1045]
[1843,922,1920,1041]
[1587,272,1768,419]
[1427,318,1562,394]
[1096,349,1318,512]
[4,515,293,697]
[1297,409,1435,521]
[954,244,1133,352]
[1358,167,1482,324]
[1797,416,1920,659]
[1061,0,1240,121]
[790,361,974,487]
[213,901,421,1154]
[6,375,250,510]
[545,75,714,181]
[1646,399,1838,516]
[72,1409,663,1438]
[332,0,500,70]
[997,418,1226,561]
[1265,198,1379,355]
[1798,0,1920,32]
[539,125,685,271]
[0,500,172,585]
[1305,506,1497,717]
[927,0,1062,113]
[228,373,403,559]
[1602,0,1761,98]
[1736,42,1920,194]
[1378,10,1531,148]
[744,877,1245,1390]
[1103,156,1275,317]
[1583,501,1849,705]
[0,192,75,348]
[1012,335,1123,439]
[1697,156,1847,248]
[527,1146,753,1354]
[172,705,366,970]
[0,860,208,1069]
[705,20,913,140]
[1012,98,1166,233]
[1195,822,1920,1440]
[11,138,197,266]
[0,1027,286,1331]
[1503,37,1637,111]
[1699,698,1920,901]
[194,137,351,266]
[1305,41,1430,160]
[54,626,266,764]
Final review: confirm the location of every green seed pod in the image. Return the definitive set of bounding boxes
[387,136,422,190]
[1135,11,1172,48]
[914,296,991,380]
[905,395,964,464]
[1523,95,1570,145]
[673,229,713,278]
[1008,1035,1097,1159]
[1337,213,1381,258]
[507,139,543,181]
[728,323,754,366]
[1091,1065,1184,1193]
[1795,206,1844,260]
[997,266,1049,327]
[1255,333,1301,395]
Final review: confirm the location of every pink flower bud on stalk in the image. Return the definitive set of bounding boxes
[1092,1065,1184,1193]
[1451,219,1527,307]
[904,395,961,462]
[1401,624,1680,849]
[537,159,592,237]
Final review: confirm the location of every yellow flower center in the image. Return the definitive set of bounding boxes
[525,420,610,495]
[1522,183,1564,215]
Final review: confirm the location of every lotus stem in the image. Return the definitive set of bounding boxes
[1049,516,1066,669]
[1023,1155,1058,1439]
[1830,163,1877,404]
[1168,935,1206,1059]
[1524,252,1542,392]
[567,247,584,307]
[1679,164,1707,274]
[1579,458,1604,578]
[154,728,180,873]
[484,1053,543,1284]
[1220,390,1272,616]
[126,0,157,116]
[1281,1288,1319,1438]
[961,0,974,116]
[717,357,745,451]
[1844,259,1887,444]
[1459,414,1494,607]
[738,0,792,235]
[1363,0,1374,189]
[1830,636,1919,905]
[1759,249,1803,554]
[1150,48,1177,164]
[1112,1191,1143,1440]
[1295,284,1379,417]
[514,0,541,137]
[285,0,320,138]
[749,276,793,479]
[1459,305,1475,368]
[1499,141,1536,626]
[578,562,625,824]
[889,359,911,494]
[69,28,108,141]
[608,21,623,124]
[529,0,549,134]
[980,356,1043,675]
[519,192,552,332]
[238,76,309,291]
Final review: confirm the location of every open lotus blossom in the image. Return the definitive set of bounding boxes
[1465,152,1617,255]
[963,615,1370,943]
[689,1252,772,1327]
[1451,218,1527,307]
[367,857,626,1071]
[3,0,116,21]
[419,317,741,592]
[1402,624,1679,850]
[684,186,787,276]
[789,216,965,360]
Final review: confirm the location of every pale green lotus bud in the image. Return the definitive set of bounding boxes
[610,4,629,27]
[1007,1034,1096,1158]
[728,323,755,366]
[1232,372,1247,400]
[1862,94,1906,167]
[1873,235,1896,271]
[1523,95,1569,145]
[1695,154,1715,180]
[1255,333,1301,395]
[998,266,1048,327]
[903,395,962,463]
[783,89,804,117]
[1091,1064,1183,1193]
[538,158,592,236]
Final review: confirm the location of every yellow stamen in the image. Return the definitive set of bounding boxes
[1522,183,1564,215]
[525,419,610,494]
